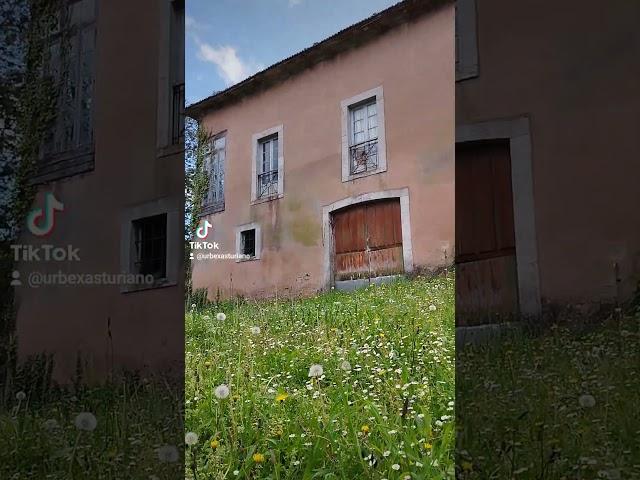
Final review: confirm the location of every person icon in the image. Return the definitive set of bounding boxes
[10,270,22,287]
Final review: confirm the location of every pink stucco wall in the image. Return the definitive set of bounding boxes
[193,5,454,299]
[15,0,184,381]
[456,0,640,309]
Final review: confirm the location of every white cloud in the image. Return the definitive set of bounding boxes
[196,41,264,86]
[288,0,303,6]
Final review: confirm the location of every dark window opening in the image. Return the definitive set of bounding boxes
[133,214,167,279]
[241,229,256,258]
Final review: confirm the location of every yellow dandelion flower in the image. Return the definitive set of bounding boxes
[275,393,289,404]
[253,452,265,463]
[423,442,432,450]
[210,439,219,449]
[361,424,370,434]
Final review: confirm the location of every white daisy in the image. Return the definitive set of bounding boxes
[392,464,401,471]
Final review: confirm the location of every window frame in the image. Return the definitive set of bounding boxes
[455,0,479,81]
[35,0,98,183]
[250,125,284,204]
[235,222,261,262]
[120,197,180,293]
[340,86,387,182]
[201,130,226,215]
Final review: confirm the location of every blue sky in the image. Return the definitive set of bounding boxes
[185,0,399,105]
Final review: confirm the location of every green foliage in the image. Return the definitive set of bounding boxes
[457,314,640,479]
[0,375,183,479]
[185,274,455,479]
[184,117,211,299]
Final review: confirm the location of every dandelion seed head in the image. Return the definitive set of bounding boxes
[74,412,97,431]
[216,312,226,321]
[214,384,230,399]
[308,364,323,377]
[15,391,26,401]
[157,445,179,463]
[185,432,198,445]
[579,394,596,408]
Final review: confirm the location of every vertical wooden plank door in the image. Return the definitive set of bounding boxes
[455,140,519,325]
[332,199,404,282]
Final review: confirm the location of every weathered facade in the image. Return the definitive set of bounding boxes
[14,0,185,380]
[188,0,454,299]
[455,0,640,325]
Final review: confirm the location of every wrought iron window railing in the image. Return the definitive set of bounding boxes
[349,138,378,175]
[171,83,185,145]
[257,169,278,199]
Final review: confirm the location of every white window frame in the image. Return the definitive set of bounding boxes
[251,125,284,204]
[235,222,261,262]
[341,86,387,182]
[455,0,479,81]
[120,197,180,293]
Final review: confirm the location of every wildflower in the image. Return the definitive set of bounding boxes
[579,394,596,408]
[250,326,261,335]
[216,312,226,321]
[308,364,324,378]
[15,391,26,401]
[214,384,230,399]
[185,432,198,445]
[203,315,211,320]
[415,461,423,467]
[74,412,97,431]
[429,304,436,311]
[423,442,432,450]
[340,360,352,371]
[275,393,289,404]
[392,464,401,471]
[157,445,179,463]
[210,439,220,449]
[383,450,391,457]
[233,471,239,476]
[361,424,370,434]
[253,452,265,463]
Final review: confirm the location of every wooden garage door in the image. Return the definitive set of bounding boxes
[456,140,519,325]
[332,199,404,281]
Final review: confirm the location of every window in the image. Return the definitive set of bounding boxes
[251,125,284,203]
[235,223,261,261]
[202,133,226,214]
[169,0,185,144]
[132,214,167,280]
[120,197,180,292]
[257,135,278,199]
[39,0,96,181]
[349,99,378,175]
[455,0,479,81]
[240,229,256,258]
[341,86,387,182]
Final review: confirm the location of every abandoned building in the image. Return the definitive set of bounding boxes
[187,0,454,299]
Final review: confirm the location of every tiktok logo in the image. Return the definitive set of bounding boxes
[26,192,64,237]
[196,220,212,239]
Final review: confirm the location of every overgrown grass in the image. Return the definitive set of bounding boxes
[0,375,183,479]
[185,272,455,479]
[457,312,640,479]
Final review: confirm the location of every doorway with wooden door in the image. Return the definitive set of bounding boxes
[456,140,519,325]
[331,198,404,287]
